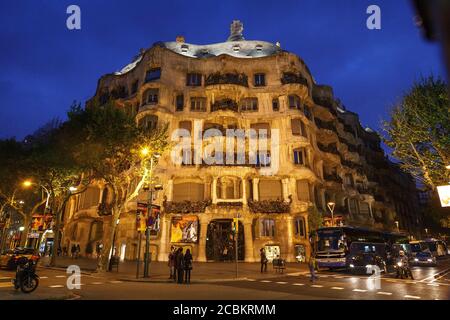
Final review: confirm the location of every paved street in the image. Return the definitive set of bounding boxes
[0,258,449,300]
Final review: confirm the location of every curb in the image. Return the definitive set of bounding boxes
[40,266,96,276]
[117,277,251,284]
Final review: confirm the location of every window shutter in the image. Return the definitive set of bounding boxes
[296,180,310,202]
[291,119,301,135]
[259,180,282,200]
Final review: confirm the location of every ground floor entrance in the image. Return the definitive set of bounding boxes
[206,219,244,261]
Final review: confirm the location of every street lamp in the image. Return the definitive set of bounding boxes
[142,151,161,278]
[327,202,336,227]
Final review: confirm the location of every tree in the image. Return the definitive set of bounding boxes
[66,101,169,271]
[0,139,45,249]
[307,205,323,235]
[23,119,92,266]
[382,76,450,189]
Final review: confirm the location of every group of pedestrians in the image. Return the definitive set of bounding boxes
[168,246,193,284]
[70,244,81,258]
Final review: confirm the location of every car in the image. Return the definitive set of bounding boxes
[411,251,437,267]
[0,247,40,270]
[347,242,388,274]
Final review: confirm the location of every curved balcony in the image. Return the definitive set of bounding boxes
[318,142,339,155]
[324,173,343,184]
[248,200,290,213]
[205,72,248,87]
[313,96,337,116]
[315,118,337,133]
[211,99,238,112]
[163,200,212,213]
[281,72,309,87]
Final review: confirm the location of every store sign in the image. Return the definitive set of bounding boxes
[136,202,161,233]
[437,185,450,207]
[170,215,198,243]
[31,214,52,231]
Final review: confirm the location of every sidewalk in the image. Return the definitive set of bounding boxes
[39,257,309,283]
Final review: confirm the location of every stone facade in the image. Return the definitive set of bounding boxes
[61,21,422,263]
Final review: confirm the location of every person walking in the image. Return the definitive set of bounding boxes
[76,244,81,259]
[175,247,184,284]
[260,248,268,273]
[184,249,193,284]
[308,252,318,282]
[168,246,176,279]
[71,244,76,259]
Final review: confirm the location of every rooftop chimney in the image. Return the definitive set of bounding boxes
[227,20,244,41]
[176,35,185,43]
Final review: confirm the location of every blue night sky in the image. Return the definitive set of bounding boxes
[0,0,446,141]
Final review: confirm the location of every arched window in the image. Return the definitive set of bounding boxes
[240,98,258,111]
[288,94,301,110]
[294,217,306,238]
[138,115,158,130]
[144,88,159,105]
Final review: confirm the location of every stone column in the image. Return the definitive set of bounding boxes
[157,216,169,261]
[243,219,255,262]
[220,181,227,199]
[282,178,290,202]
[252,178,259,201]
[285,216,295,262]
[241,177,247,205]
[212,178,217,204]
[166,179,173,202]
[197,216,209,262]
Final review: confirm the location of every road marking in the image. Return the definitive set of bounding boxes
[404,295,420,299]
[260,280,271,283]
[377,292,393,296]
[353,289,367,292]
[320,275,329,278]
[292,283,305,286]
[55,275,66,278]
[91,282,103,285]
[427,283,440,287]
[334,276,345,279]
[331,287,344,290]
[385,279,397,283]
[311,284,323,288]
[40,276,48,279]
[49,285,64,288]
[109,280,122,284]
[276,281,287,284]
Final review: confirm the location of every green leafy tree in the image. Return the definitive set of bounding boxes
[66,101,169,271]
[383,76,450,189]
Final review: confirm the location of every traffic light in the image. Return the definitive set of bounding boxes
[232,218,238,233]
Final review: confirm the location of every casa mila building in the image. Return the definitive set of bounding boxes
[61,21,422,263]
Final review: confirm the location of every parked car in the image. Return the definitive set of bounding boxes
[409,241,431,258]
[411,251,437,266]
[424,239,448,258]
[0,247,40,270]
[347,242,388,274]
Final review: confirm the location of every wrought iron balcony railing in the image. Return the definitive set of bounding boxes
[205,72,248,87]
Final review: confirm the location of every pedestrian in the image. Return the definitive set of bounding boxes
[308,252,318,282]
[76,244,81,259]
[168,246,175,279]
[57,246,62,256]
[175,247,184,284]
[222,246,228,262]
[184,249,193,284]
[71,244,76,258]
[260,248,268,273]
[63,246,68,257]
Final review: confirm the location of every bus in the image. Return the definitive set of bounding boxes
[314,226,407,269]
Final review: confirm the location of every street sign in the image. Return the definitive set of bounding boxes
[232,218,239,233]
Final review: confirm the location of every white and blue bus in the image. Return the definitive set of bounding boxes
[314,226,408,270]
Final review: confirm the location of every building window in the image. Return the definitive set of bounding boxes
[186,73,202,86]
[254,73,266,87]
[176,94,184,111]
[349,198,359,214]
[304,105,312,120]
[272,98,279,111]
[344,174,354,187]
[190,97,207,111]
[240,98,258,112]
[259,180,282,200]
[173,182,204,201]
[288,94,302,110]
[291,119,307,137]
[296,180,311,202]
[145,68,161,82]
[178,120,192,134]
[260,219,275,237]
[294,217,306,238]
[138,115,158,131]
[145,88,159,105]
[293,148,307,166]
[250,123,271,138]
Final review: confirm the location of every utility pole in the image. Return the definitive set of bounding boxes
[143,188,153,278]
